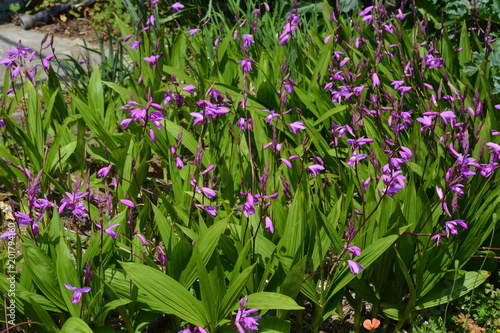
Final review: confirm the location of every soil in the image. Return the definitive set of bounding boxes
[33,19,101,45]
[10,11,101,45]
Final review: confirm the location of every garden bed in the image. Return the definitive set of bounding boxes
[1,1,500,332]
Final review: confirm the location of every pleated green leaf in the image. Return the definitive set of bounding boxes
[120,262,208,327]
[416,270,490,310]
[60,317,94,333]
[245,292,304,310]
[21,241,66,310]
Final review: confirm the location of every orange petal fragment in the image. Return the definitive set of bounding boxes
[363,318,381,330]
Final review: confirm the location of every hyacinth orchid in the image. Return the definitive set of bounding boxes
[64,283,91,304]
[235,296,261,333]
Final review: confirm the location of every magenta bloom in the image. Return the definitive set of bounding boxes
[97,164,112,178]
[200,187,216,199]
[235,296,261,333]
[344,245,361,257]
[359,6,373,17]
[171,2,184,11]
[278,13,300,45]
[280,158,292,169]
[372,72,380,86]
[128,40,141,51]
[59,191,88,221]
[42,54,54,69]
[195,204,220,217]
[143,54,162,68]
[347,154,367,166]
[0,231,17,238]
[431,233,444,246]
[264,109,280,124]
[444,220,468,238]
[307,164,325,177]
[346,137,374,150]
[64,283,91,304]
[242,34,255,52]
[289,121,305,134]
[120,199,136,208]
[439,110,456,125]
[237,58,253,73]
[347,260,365,275]
[175,156,184,169]
[182,84,196,93]
[190,112,204,126]
[265,216,274,233]
[104,223,121,239]
[189,29,201,36]
[416,115,435,131]
[395,9,406,20]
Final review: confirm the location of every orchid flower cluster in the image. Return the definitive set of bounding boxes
[0,37,55,90]
[120,90,164,142]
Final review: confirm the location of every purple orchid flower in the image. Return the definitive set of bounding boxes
[182,84,196,94]
[307,164,325,177]
[97,164,113,178]
[444,220,468,238]
[416,115,435,131]
[235,296,261,333]
[237,58,253,73]
[59,191,89,221]
[431,233,444,246]
[195,204,221,217]
[264,109,280,125]
[280,158,293,169]
[105,223,121,239]
[347,154,367,166]
[289,121,305,134]
[344,245,361,257]
[265,216,274,233]
[0,231,17,238]
[120,199,136,208]
[242,34,255,52]
[347,260,365,275]
[278,13,300,45]
[171,2,184,11]
[64,283,91,304]
[189,29,201,36]
[143,54,162,68]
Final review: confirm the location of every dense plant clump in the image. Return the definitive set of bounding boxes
[0,0,499,332]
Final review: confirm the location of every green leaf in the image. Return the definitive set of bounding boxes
[276,256,307,319]
[194,246,218,325]
[219,264,256,324]
[60,317,94,333]
[257,316,291,333]
[415,270,490,309]
[0,272,60,313]
[325,226,407,303]
[179,219,227,288]
[120,261,208,327]
[28,297,61,333]
[459,22,471,67]
[21,240,66,310]
[245,292,304,310]
[26,81,44,159]
[56,232,81,317]
[95,299,132,325]
[71,94,117,151]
